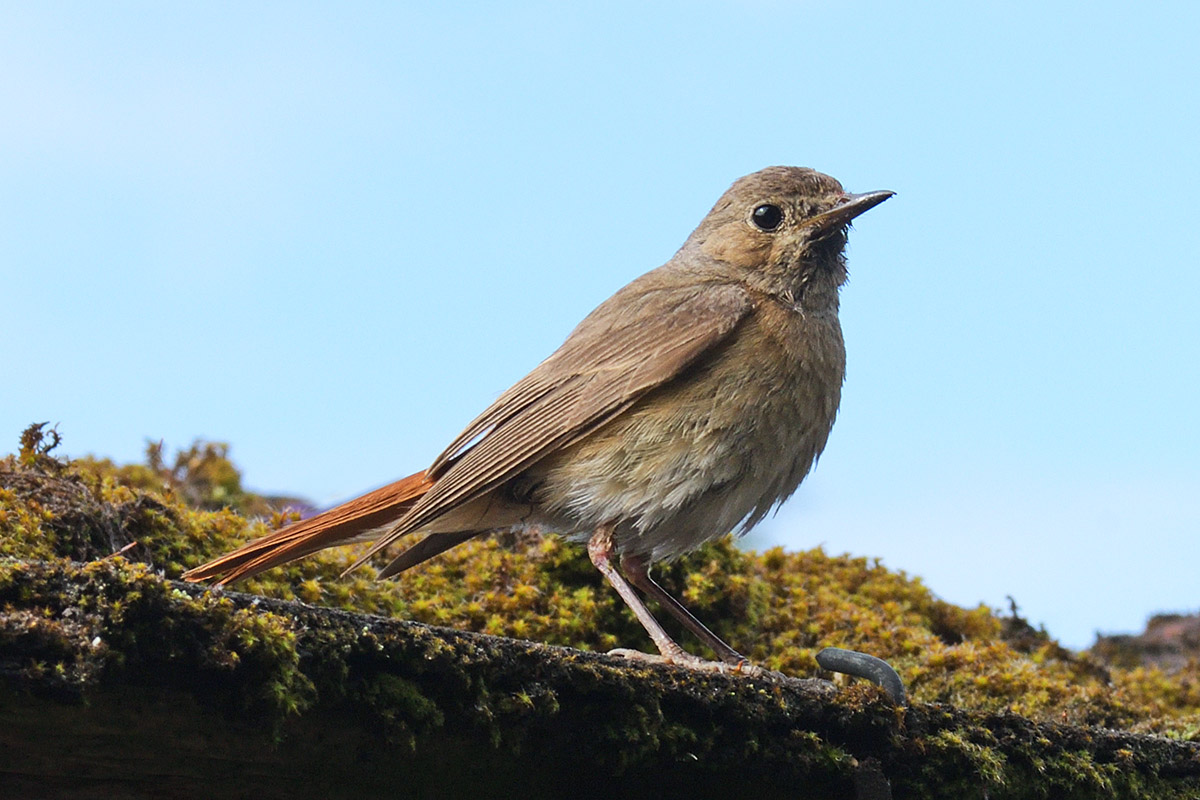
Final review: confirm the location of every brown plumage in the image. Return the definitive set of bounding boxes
[184,167,892,674]
[182,470,434,584]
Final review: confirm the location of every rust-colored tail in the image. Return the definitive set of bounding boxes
[182,470,434,585]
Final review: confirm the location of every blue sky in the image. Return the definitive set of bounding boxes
[2,3,1197,649]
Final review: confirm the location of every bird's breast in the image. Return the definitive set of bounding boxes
[526,301,845,560]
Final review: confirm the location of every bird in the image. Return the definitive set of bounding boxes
[183,166,892,675]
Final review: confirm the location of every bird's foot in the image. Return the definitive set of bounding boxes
[605,648,784,681]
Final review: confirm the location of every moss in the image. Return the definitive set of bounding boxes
[4,424,1200,738]
[3,558,1200,797]
[4,425,1200,796]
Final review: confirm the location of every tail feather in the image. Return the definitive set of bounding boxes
[182,470,433,585]
[377,530,483,579]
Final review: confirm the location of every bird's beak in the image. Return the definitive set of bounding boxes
[806,190,895,233]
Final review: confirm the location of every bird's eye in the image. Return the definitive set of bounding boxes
[751,204,783,231]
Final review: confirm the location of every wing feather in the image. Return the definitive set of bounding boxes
[350,277,751,571]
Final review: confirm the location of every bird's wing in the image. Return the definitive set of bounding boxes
[350,278,752,568]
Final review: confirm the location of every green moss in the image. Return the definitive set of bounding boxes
[4,558,1200,797]
[3,423,1200,748]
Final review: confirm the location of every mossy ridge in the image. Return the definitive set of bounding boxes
[3,427,1200,736]
[4,425,1200,737]
[4,559,1200,798]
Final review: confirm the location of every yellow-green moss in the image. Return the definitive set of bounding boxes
[8,557,1200,798]
[3,423,1200,743]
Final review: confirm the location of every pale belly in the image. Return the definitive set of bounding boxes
[524,306,845,561]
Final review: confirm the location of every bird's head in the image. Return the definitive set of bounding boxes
[687,166,893,309]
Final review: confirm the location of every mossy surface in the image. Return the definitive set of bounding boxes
[4,558,1200,799]
[3,425,1200,797]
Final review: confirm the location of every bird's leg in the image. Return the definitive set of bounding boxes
[586,524,691,663]
[619,552,747,666]
[586,526,771,677]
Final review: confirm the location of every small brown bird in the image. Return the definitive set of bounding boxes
[184,167,892,674]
